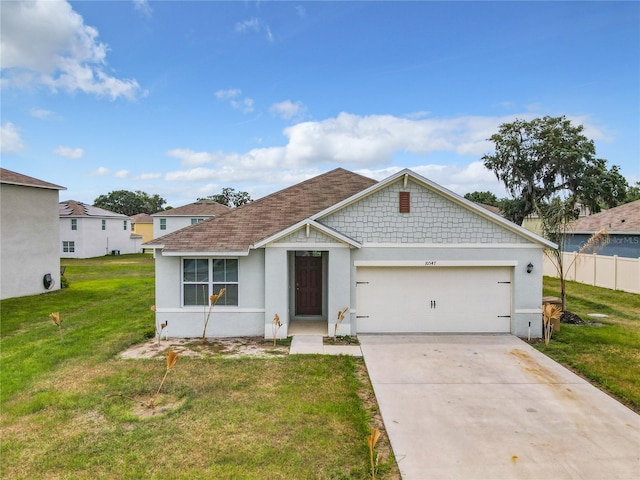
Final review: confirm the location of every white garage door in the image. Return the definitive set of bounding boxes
[355,267,512,333]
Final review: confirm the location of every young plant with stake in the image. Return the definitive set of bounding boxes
[272,313,282,346]
[334,307,349,338]
[49,312,63,339]
[542,303,562,346]
[148,349,179,409]
[201,287,226,340]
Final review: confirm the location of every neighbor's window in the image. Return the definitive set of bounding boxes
[123,220,128,230]
[191,218,205,225]
[102,219,106,230]
[182,258,238,307]
[62,241,75,253]
[71,219,77,230]
[160,218,167,230]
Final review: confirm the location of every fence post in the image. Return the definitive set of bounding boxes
[593,252,597,287]
[614,255,618,291]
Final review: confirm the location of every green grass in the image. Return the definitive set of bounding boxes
[1,255,397,479]
[534,277,640,413]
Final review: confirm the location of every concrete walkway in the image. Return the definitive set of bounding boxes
[359,334,640,480]
[289,335,362,356]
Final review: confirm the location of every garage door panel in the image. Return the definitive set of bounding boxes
[356,267,511,333]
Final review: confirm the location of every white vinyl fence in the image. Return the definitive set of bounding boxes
[543,252,640,294]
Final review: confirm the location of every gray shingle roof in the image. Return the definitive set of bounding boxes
[152,200,231,217]
[0,168,65,190]
[146,168,377,253]
[572,200,640,233]
[59,200,129,218]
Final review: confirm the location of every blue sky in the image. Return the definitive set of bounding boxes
[1,0,638,208]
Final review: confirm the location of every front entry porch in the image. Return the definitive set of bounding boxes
[288,318,327,335]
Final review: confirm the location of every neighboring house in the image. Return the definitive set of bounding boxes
[146,168,555,339]
[565,200,640,258]
[151,200,230,238]
[1,168,66,300]
[131,213,154,245]
[59,201,142,258]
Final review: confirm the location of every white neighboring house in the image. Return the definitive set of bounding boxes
[1,168,66,300]
[151,200,231,238]
[145,168,556,340]
[59,201,142,258]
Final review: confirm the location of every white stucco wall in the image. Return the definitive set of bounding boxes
[153,249,265,337]
[153,216,206,238]
[60,217,139,258]
[1,184,61,299]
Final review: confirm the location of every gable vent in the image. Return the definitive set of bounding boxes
[399,191,410,213]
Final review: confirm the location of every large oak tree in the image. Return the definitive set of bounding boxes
[93,190,166,216]
[482,116,628,225]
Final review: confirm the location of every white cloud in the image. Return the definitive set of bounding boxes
[161,111,620,201]
[54,146,84,159]
[92,167,110,176]
[234,17,274,43]
[0,0,142,100]
[0,122,25,154]
[214,88,254,113]
[133,0,152,17]
[270,100,307,120]
[114,170,129,178]
[30,107,54,119]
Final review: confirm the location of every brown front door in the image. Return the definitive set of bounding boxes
[295,255,323,315]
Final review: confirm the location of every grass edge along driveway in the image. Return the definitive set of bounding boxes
[535,276,640,413]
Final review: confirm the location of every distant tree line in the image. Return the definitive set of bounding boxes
[93,187,253,216]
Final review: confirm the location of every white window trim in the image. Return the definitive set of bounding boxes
[71,219,77,230]
[181,257,239,307]
[63,241,75,253]
[159,218,167,230]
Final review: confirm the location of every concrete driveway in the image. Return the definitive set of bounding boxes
[359,334,640,480]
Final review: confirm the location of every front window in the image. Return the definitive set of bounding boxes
[191,218,204,225]
[160,218,166,230]
[123,220,128,230]
[102,220,106,230]
[71,219,77,230]
[62,241,75,253]
[182,258,238,306]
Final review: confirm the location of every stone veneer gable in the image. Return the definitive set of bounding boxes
[319,179,529,244]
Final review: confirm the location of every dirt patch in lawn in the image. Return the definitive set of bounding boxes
[120,337,289,359]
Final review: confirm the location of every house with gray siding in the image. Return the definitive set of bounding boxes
[145,168,555,339]
[1,169,66,299]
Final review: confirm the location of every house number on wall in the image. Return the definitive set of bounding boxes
[424,260,437,266]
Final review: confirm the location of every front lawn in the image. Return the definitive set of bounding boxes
[535,277,640,413]
[1,255,398,479]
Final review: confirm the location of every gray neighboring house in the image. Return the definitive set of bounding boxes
[151,200,231,238]
[145,168,555,339]
[59,201,142,258]
[1,168,66,300]
[564,200,640,258]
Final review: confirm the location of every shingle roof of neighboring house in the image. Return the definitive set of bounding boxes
[146,168,377,253]
[475,203,503,216]
[59,200,129,218]
[152,200,231,217]
[0,168,65,190]
[131,213,154,223]
[572,200,640,234]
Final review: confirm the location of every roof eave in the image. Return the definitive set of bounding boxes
[253,219,362,248]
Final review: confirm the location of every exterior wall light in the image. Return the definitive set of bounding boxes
[526,262,534,274]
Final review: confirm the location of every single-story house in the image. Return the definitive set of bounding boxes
[151,200,230,238]
[145,168,556,339]
[564,200,640,258]
[59,200,142,258]
[1,168,66,299]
